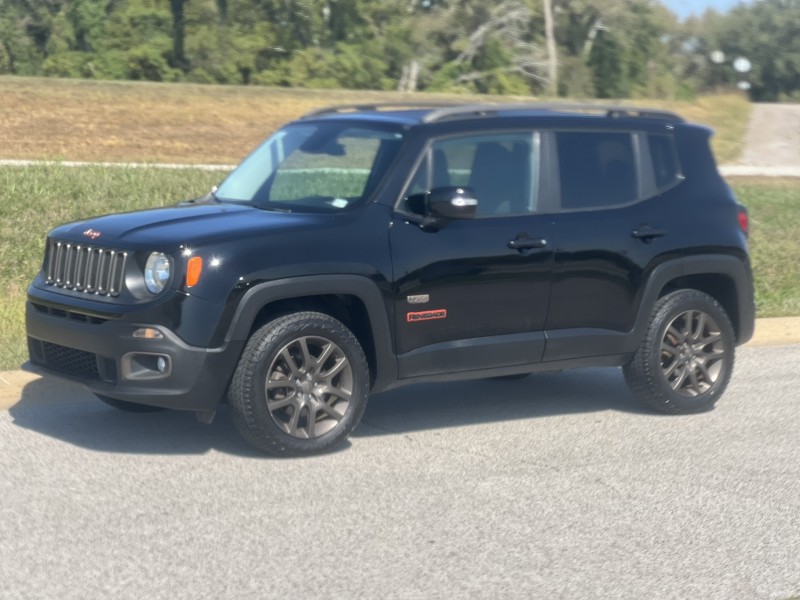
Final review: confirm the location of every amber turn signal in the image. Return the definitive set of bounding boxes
[186,256,203,287]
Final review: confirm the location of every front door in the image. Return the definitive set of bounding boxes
[389,131,554,378]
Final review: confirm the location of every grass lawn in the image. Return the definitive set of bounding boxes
[0,164,796,371]
[731,178,800,318]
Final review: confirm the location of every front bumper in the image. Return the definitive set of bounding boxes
[25,300,244,411]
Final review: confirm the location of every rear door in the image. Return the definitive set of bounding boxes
[543,129,674,361]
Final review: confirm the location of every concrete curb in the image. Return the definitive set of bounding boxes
[720,164,800,177]
[2,317,798,411]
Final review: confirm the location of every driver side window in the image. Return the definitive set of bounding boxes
[402,132,539,217]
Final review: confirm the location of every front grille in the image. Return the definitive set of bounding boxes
[45,240,128,297]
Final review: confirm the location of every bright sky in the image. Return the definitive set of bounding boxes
[660,0,753,19]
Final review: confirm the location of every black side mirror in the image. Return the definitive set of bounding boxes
[405,187,478,231]
[427,186,478,220]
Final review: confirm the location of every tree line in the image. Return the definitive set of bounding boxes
[1,0,797,101]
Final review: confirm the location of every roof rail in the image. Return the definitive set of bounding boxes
[300,101,684,123]
[421,102,684,123]
[300,102,458,119]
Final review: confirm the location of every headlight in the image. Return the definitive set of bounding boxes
[144,252,171,294]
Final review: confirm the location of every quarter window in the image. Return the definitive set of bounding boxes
[648,134,681,189]
[556,131,638,209]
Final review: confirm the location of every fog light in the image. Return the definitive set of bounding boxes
[121,353,171,381]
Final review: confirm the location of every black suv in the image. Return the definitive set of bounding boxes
[25,103,755,455]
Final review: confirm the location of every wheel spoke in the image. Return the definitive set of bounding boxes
[700,332,722,346]
[696,361,712,385]
[267,395,296,411]
[318,401,344,420]
[306,406,317,438]
[266,379,295,390]
[671,366,688,391]
[682,311,694,338]
[666,325,683,343]
[321,356,348,380]
[693,312,706,341]
[661,342,678,356]
[688,367,702,395]
[314,342,335,374]
[281,348,301,377]
[323,385,352,401]
[663,359,681,378]
[298,337,313,371]
[286,405,302,437]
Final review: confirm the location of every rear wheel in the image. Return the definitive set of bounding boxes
[228,311,370,456]
[624,289,735,414]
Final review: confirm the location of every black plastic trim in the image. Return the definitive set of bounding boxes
[398,331,545,378]
[225,275,397,390]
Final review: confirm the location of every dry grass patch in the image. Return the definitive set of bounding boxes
[1,76,749,164]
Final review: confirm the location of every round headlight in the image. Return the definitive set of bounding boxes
[144,252,171,294]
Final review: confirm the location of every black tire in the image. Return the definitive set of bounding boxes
[95,394,167,413]
[624,289,735,414]
[228,311,370,456]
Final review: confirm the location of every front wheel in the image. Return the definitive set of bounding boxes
[624,289,735,414]
[228,311,370,456]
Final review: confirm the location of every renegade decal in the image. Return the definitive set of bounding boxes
[407,309,447,322]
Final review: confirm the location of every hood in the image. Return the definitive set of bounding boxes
[49,202,334,250]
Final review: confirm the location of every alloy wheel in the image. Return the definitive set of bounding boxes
[660,309,726,397]
[265,335,353,439]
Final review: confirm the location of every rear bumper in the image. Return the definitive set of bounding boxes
[25,300,244,411]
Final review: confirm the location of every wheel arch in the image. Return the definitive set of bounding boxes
[224,275,397,389]
[637,255,755,345]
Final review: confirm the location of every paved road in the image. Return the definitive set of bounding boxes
[721,103,800,177]
[2,345,799,600]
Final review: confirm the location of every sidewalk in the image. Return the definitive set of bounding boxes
[2,317,798,410]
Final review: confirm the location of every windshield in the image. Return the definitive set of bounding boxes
[215,122,405,211]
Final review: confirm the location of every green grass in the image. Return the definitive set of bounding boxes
[731,178,800,318]
[0,165,223,371]
[0,167,796,371]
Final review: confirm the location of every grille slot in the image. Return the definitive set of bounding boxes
[45,240,127,297]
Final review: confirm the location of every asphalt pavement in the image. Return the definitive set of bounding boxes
[1,344,799,600]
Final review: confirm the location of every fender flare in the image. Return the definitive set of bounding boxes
[634,254,755,345]
[223,274,397,387]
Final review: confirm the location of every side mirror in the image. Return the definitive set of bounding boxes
[427,186,478,220]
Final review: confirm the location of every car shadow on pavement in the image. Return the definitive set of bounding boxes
[8,367,649,455]
[356,367,650,438]
[8,377,267,457]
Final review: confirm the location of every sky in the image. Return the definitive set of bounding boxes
[660,0,753,19]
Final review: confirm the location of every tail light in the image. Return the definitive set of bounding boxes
[737,206,749,238]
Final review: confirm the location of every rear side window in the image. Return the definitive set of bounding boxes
[556,131,638,210]
[648,134,681,189]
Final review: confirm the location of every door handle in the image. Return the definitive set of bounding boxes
[631,225,666,241]
[508,237,548,250]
